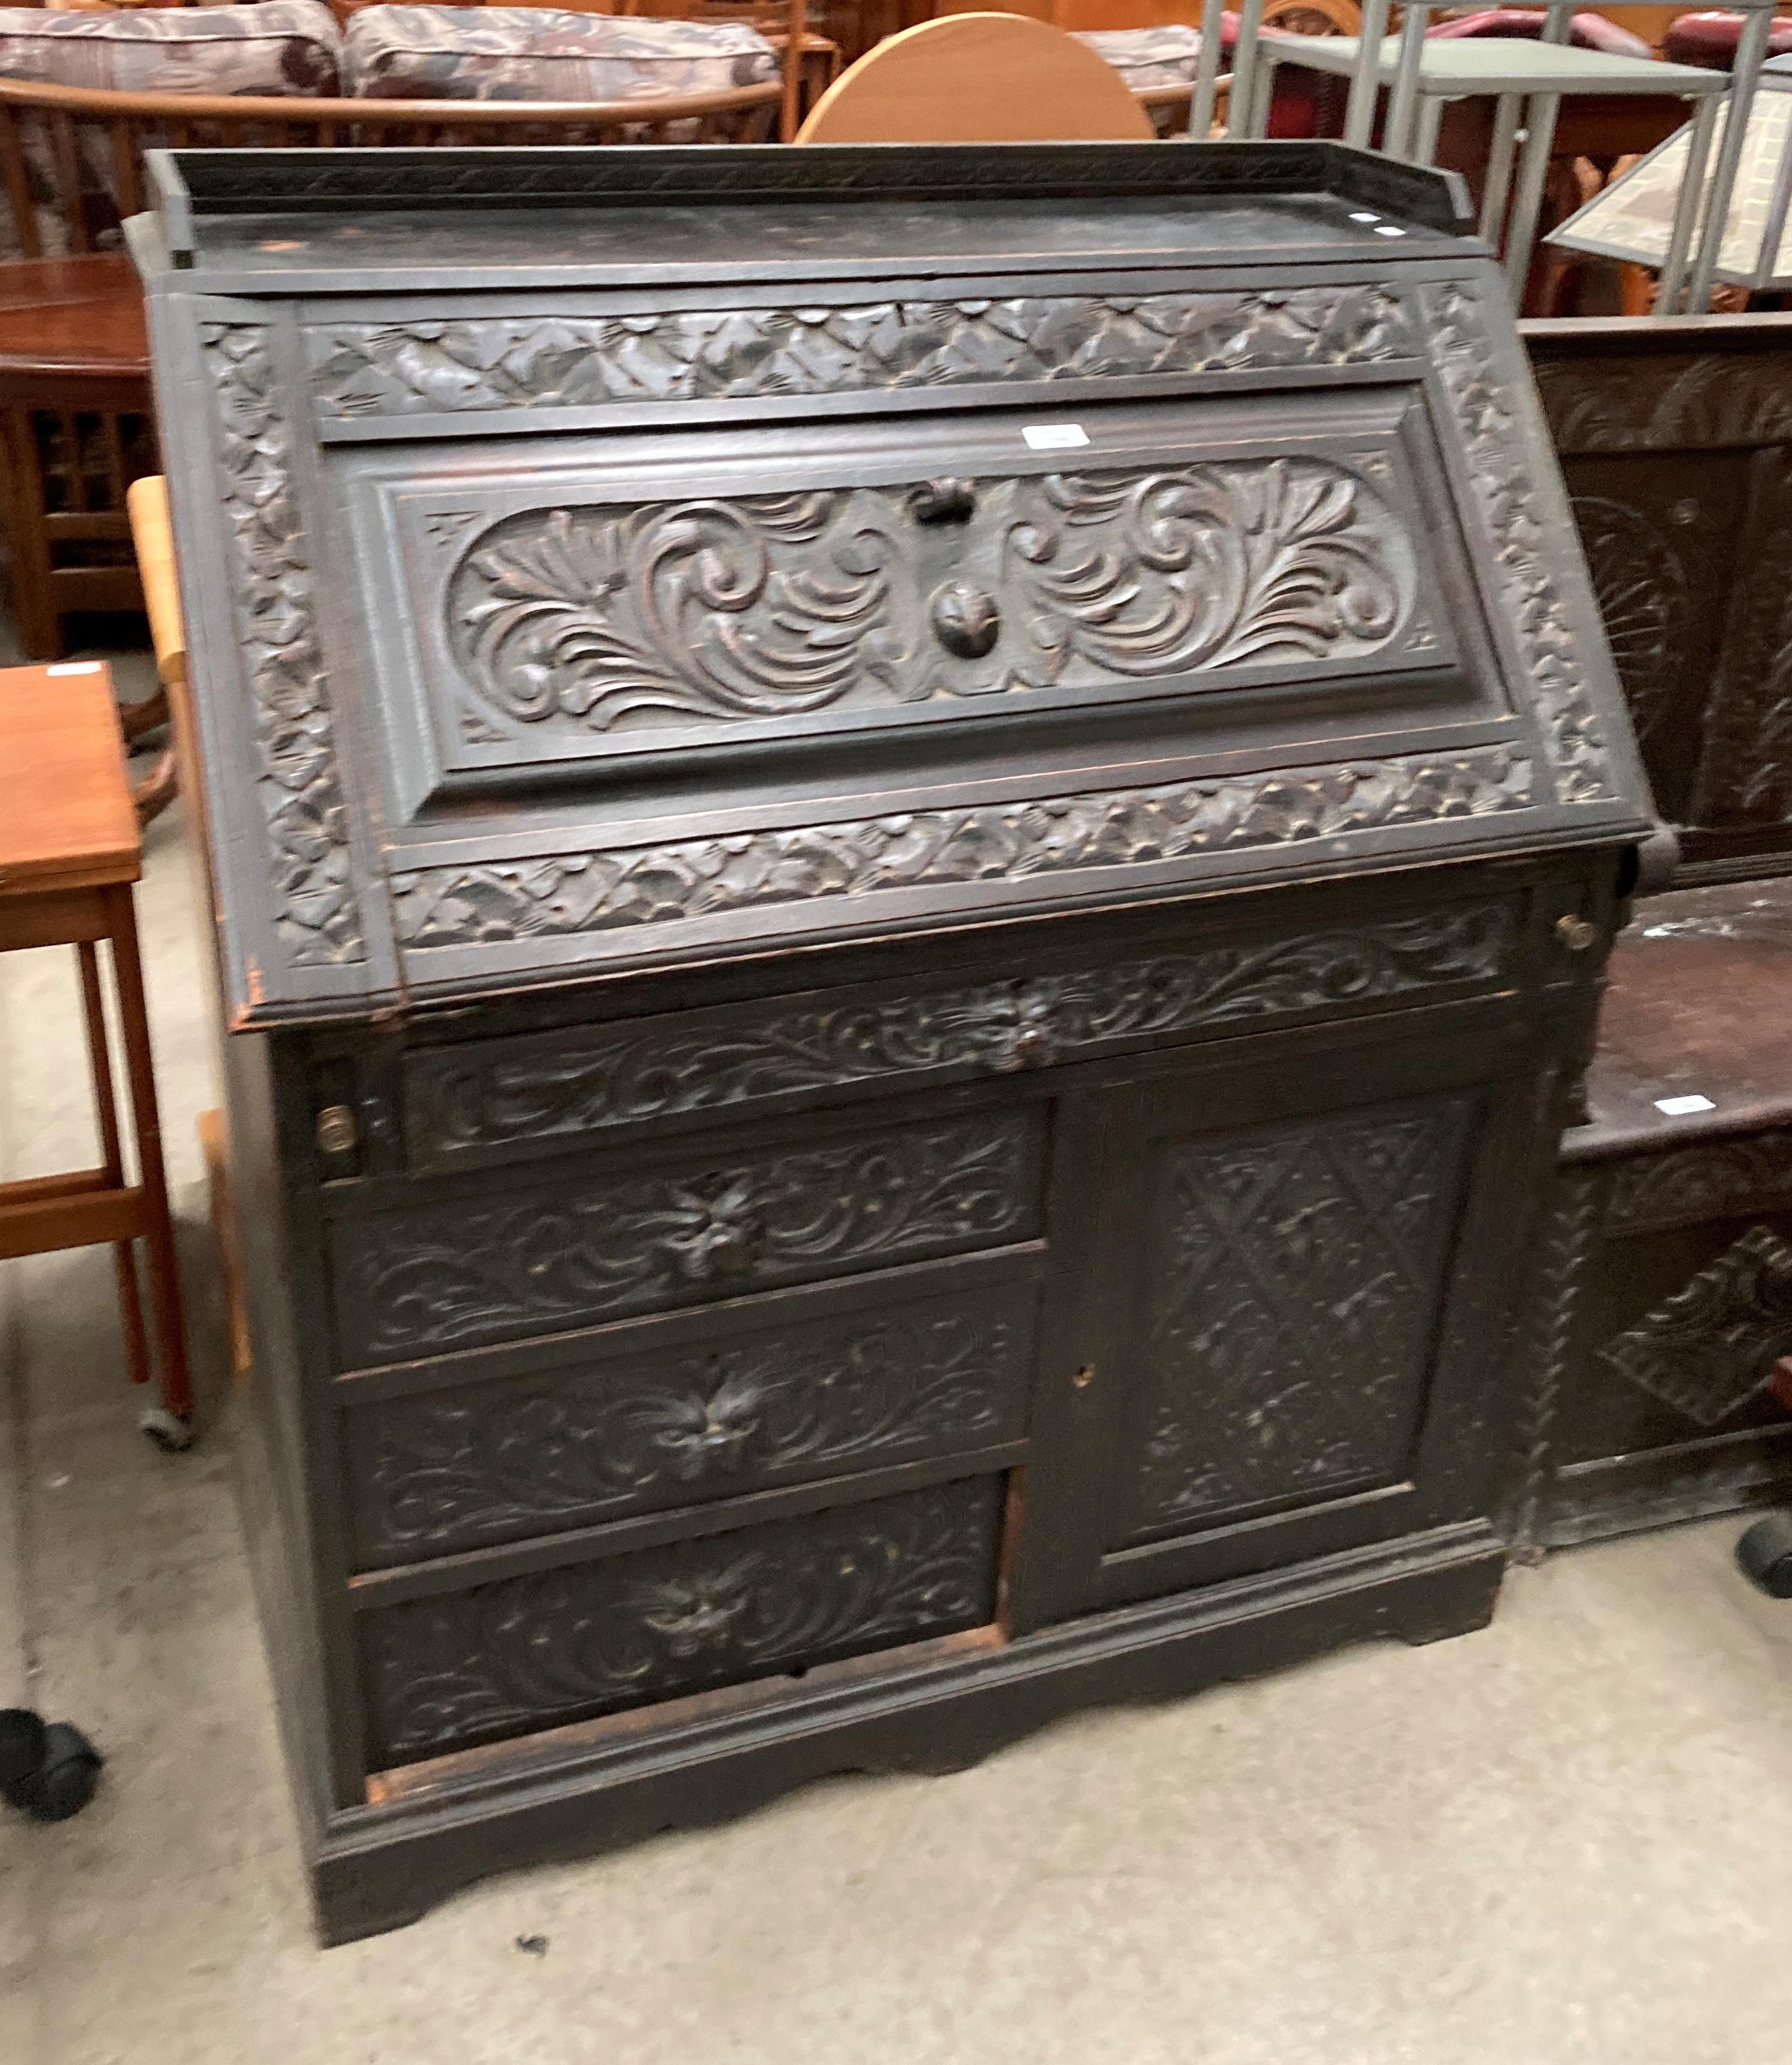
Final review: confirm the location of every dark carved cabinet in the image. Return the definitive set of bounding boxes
[137,141,1652,1942]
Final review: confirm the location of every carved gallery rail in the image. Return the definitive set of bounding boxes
[139,139,1653,1944]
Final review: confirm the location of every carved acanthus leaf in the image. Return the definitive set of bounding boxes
[445,458,1418,739]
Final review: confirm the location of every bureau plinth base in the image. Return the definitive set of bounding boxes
[275,1509,1501,1946]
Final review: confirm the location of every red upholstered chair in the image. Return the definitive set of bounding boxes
[1663,8,1792,68]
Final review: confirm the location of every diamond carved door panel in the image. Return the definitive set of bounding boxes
[1119,1096,1477,1546]
[1012,1018,1545,1629]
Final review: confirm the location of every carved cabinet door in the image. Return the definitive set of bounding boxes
[1010,1012,1555,1631]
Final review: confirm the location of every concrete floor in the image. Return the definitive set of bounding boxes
[4,640,1792,2065]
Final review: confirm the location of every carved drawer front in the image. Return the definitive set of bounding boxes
[328,1109,1045,1368]
[342,1260,1040,1567]
[358,1474,1005,1766]
[400,893,1524,1173]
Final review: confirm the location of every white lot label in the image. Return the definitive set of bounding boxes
[1654,1094,1717,1115]
[1023,423,1091,451]
[45,661,102,676]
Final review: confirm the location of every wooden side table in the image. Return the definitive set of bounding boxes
[0,659,191,1447]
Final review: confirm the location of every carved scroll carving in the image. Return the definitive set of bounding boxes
[1129,1096,1474,1533]
[362,1477,1001,1762]
[1688,493,1792,829]
[309,285,1416,420]
[1602,1128,1792,1233]
[1420,281,1613,804]
[1572,495,1685,747]
[349,1295,1030,1560]
[1534,350,1792,455]
[202,324,365,965]
[1598,1224,1792,1427]
[406,901,1519,1159]
[393,745,1531,950]
[334,1113,1040,1359]
[444,459,1418,739]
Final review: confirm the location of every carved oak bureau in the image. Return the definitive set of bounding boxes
[134,140,1652,1942]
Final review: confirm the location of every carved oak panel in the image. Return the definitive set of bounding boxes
[441,457,1424,746]
[344,1276,1037,1563]
[1119,1093,1476,1539]
[329,1111,1044,1364]
[307,286,1418,421]
[359,1475,1003,1764]
[391,746,1532,952]
[1596,1223,1792,1428]
[402,899,1521,1166]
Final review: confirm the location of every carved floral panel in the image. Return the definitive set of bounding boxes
[1125,1094,1476,1535]
[1420,281,1614,805]
[361,1476,1003,1763]
[443,458,1423,743]
[404,899,1521,1161]
[346,1286,1034,1561]
[309,286,1416,420]
[331,1112,1042,1362]
[202,324,366,965]
[393,745,1532,951]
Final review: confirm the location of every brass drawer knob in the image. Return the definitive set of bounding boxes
[1555,914,1599,953]
[316,1104,358,1157]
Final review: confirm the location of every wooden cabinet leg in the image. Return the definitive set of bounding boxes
[102,886,190,1423]
[76,939,151,1389]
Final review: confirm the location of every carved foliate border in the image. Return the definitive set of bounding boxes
[202,322,365,966]
[307,284,1417,421]
[391,747,1532,952]
[1601,1126,1792,1232]
[1420,281,1614,807]
[405,899,1521,1155]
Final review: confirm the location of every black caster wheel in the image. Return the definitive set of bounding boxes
[0,1709,102,1821]
[138,1406,194,1453]
[1737,1513,1792,1599]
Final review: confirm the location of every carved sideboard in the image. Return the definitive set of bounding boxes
[135,141,1652,1942]
[1527,314,1792,885]
[1511,879,1792,1553]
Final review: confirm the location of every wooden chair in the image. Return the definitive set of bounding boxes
[0,655,192,1446]
[795,12,1157,138]
[0,75,781,823]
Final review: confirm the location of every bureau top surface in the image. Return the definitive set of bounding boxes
[144,141,1472,290]
[139,141,1650,1029]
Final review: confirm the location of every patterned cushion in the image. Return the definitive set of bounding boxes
[1427,9,1654,58]
[1073,24,1203,93]
[343,6,778,103]
[0,2,341,97]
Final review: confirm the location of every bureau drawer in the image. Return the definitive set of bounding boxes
[328,1107,1044,1366]
[341,1256,1041,1567]
[397,891,1527,1175]
[357,1473,1006,1766]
